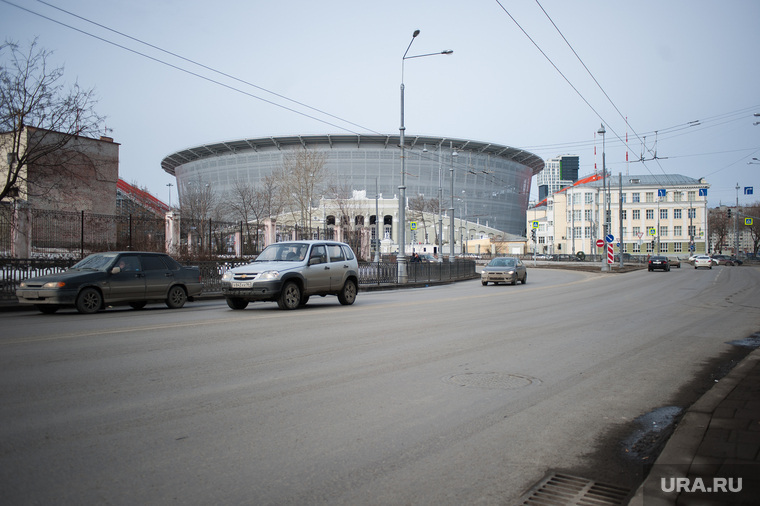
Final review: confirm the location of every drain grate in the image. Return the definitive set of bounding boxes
[521,473,630,506]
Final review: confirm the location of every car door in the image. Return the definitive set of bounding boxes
[107,254,146,302]
[326,244,349,290]
[140,254,173,298]
[306,244,332,293]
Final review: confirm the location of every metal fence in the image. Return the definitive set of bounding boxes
[0,257,477,303]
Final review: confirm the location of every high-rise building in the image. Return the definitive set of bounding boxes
[536,155,579,202]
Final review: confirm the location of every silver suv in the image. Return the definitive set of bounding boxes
[221,240,359,310]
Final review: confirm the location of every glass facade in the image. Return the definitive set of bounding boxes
[162,134,544,235]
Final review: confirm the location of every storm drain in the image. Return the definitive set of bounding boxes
[442,372,539,390]
[521,473,630,506]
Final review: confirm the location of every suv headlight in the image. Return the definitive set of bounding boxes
[222,271,234,281]
[258,270,280,281]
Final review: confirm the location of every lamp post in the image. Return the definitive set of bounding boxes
[449,147,458,262]
[598,124,609,271]
[398,29,452,282]
[166,182,173,208]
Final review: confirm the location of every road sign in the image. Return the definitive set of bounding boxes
[531,221,539,229]
[410,221,417,231]
[596,239,604,247]
[746,217,754,226]
[648,227,657,236]
[607,244,614,264]
[605,234,614,243]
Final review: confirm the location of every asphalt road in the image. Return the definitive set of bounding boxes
[1,265,759,505]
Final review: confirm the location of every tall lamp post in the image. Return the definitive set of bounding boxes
[598,124,609,271]
[398,29,452,282]
[449,147,458,262]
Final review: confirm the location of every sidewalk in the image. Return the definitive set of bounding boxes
[630,347,760,505]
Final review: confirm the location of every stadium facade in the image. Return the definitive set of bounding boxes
[161,134,544,237]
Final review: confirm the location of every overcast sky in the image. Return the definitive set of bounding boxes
[2,0,759,207]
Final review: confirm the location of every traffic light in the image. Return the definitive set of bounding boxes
[728,209,732,218]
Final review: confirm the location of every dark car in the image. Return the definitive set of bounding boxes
[712,254,742,266]
[648,255,670,272]
[16,252,202,314]
[221,240,359,310]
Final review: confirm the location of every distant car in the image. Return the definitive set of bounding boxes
[221,240,359,310]
[481,257,527,285]
[16,252,202,314]
[648,255,670,272]
[693,255,713,269]
[712,254,742,266]
[667,257,681,268]
[419,254,437,262]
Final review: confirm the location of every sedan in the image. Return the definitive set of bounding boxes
[667,257,681,268]
[693,255,713,269]
[648,255,670,271]
[481,257,527,285]
[16,252,202,314]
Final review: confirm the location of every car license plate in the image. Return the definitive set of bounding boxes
[231,281,252,288]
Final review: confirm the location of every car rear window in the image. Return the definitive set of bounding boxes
[327,244,346,262]
[141,255,168,271]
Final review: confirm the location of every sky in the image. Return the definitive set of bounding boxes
[1,0,759,208]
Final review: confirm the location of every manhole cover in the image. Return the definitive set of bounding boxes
[442,372,539,390]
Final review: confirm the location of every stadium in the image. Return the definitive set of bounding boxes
[161,134,544,239]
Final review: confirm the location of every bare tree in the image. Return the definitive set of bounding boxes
[180,178,219,255]
[0,38,104,203]
[273,150,328,229]
[708,206,731,253]
[409,194,440,246]
[224,178,269,254]
[742,202,760,257]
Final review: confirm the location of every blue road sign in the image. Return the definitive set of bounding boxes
[605,234,614,243]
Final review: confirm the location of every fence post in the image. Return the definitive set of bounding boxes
[80,210,85,258]
[128,213,133,250]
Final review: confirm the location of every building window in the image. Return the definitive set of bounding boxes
[585,193,593,204]
[632,193,640,203]
[660,243,669,252]
[660,226,668,237]
[688,191,696,202]
[584,209,592,221]
[621,210,627,220]
[673,192,682,202]
[646,242,654,253]
[688,225,696,237]
[584,227,591,238]
[646,192,654,203]
[646,209,654,220]
[688,208,696,219]
[632,226,641,236]
[674,208,682,219]
[633,209,640,220]
[674,243,682,253]
[660,208,668,219]
[621,193,627,204]
[674,225,682,237]
[621,227,627,238]
[633,243,641,253]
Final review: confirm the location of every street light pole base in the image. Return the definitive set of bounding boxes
[397,258,408,284]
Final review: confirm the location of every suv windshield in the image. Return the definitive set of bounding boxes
[255,243,309,262]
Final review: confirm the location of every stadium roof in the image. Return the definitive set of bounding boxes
[161,134,545,176]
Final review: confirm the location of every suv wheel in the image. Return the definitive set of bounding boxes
[337,279,357,305]
[277,281,301,310]
[226,297,249,310]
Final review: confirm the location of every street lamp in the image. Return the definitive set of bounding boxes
[449,147,458,262]
[598,123,609,271]
[398,29,452,282]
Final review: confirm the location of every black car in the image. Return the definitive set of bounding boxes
[648,255,670,272]
[16,252,203,314]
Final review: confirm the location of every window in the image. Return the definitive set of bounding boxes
[660,243,669,252]
[327,244,345,261]
[633,209,641,220]
[646,192,654,203]
[660,226,668,237]
[585,193,593,204]
[621,227,627,238]
[688,208,696,219]
[621,193,627,204]
[674,226,682,237]
[584,209,593,221]
[141,255,167,271]
[646,242,654,253]
[674,209,682,219]
[674,243,682,253]
[688,191,696,202]
[688,225,696,237]
[633,243,641,253]
[621,210,627,220]
[632,193,640,203]
[646,209,654,220]
[660,208,668,219]
[632,226,641,236]
[673,192,682,202]
[584,227,592,238]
